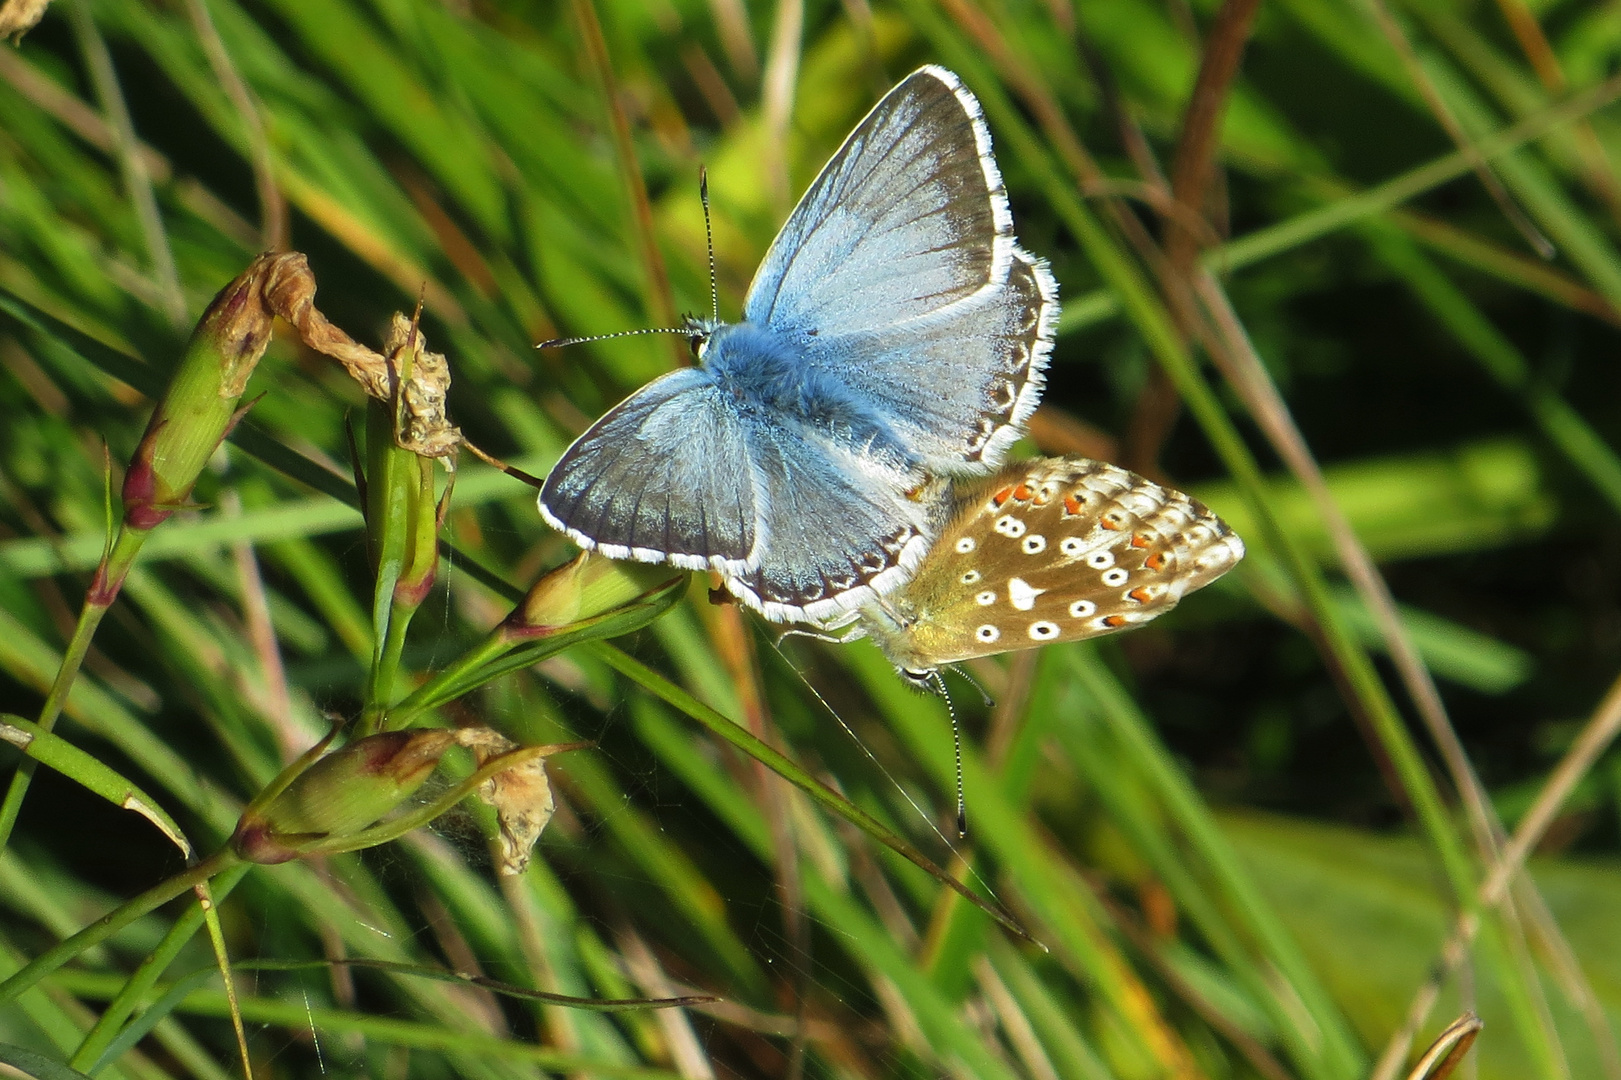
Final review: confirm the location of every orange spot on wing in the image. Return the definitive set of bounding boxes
[1144,553,1166,571]
[1012,483,1032,501]
[1100,516,1122,530]
[1063,496,1082,515]
[1131,534,1150,548]
[1102,615,1127,628]
[1128,587,1153,603]
[992,486,1015,507]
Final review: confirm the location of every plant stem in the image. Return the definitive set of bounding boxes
[69,863,252,1071]
[0,846,239,1008]
[0,527,145,851]
[385,631,510,728]
[366,602,415,732]
[588,641,1036,946]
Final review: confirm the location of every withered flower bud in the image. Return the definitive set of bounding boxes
[121,253,296,531]
[232,729,455,864]
[361,316,459,619]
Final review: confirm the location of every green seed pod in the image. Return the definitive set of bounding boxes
[365,394,442,612]
[508,550,684,638]
[232,729,455,864]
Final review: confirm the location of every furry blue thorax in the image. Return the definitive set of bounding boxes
[700,321,913,471]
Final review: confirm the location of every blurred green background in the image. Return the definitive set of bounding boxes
[2,0,1621,1077]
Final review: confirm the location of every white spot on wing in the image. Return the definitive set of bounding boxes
[1007,577,1045,611]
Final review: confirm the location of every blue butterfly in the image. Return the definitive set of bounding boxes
[540,66,1058,624]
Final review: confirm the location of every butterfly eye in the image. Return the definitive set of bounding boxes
[1060,537,1085,557]
[1069,599,1097,618]
[1021,535,1046,554]
[1102,568,1129,586]
[955,537,976,553]
[975,625,1000,643]
[1028,621,1060,640]
[960,569,981,584]
[1086,550,1115,569]
[974,589,997,606]
[994,515,1026,538]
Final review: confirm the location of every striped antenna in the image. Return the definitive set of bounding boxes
[539,169,723,353]
[700,166,718,325]
[928,669,969,839]
[536,325,698,351]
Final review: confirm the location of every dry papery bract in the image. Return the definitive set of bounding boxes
[0,0,48,41]
[457,726,558,876]
[257,251,461,457]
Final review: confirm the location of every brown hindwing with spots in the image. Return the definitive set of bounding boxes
[871,457,1245,670]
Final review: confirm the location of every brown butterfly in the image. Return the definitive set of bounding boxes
[839,456,1245,684]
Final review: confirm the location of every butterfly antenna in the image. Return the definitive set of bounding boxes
[951,665,996,710]
[929,670,968,839]
[700,166,719,325]
[536,326,697,350]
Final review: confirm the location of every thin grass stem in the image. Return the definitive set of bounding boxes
[0,847,239,1008]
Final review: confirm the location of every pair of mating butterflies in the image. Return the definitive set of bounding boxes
[540,67,1243,680]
